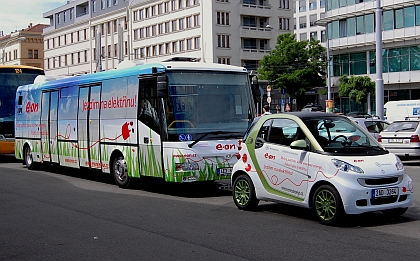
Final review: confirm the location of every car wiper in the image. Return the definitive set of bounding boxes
[188,131,242,148]
[355,145,385,151]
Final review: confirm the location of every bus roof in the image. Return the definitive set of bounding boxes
[18,61,248,91]
[0,65,44,71]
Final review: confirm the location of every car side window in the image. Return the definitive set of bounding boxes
[257,119,272,141]
[268,119,301,146]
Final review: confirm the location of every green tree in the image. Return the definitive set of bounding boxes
[257,33,327,109]
[338,75,375,109]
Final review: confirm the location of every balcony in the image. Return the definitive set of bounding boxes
[239,3,272,17]
[240,26,273,39]
[240,48,271,60]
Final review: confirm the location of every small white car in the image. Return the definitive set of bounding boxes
[379,119,420,157]
[232,112,413,225]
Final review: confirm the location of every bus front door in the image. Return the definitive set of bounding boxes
[78,85,102,169]
[40,91,59,164]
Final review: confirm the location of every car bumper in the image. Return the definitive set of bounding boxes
[384,147,420,157]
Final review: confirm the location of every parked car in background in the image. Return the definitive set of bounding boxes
[232,112,413,225]
[378,119,420,157]
[345,111,373,118]
[301,103,323,112]
[350,117,390,140]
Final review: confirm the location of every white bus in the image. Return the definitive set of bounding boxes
[15,60,256,188]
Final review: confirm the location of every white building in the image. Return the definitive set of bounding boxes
[42,0,293,76]
[318,0,420,113]
[293,0,327,44]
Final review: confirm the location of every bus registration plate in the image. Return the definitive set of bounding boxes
[217,167,232,176]
[372,187,399,198]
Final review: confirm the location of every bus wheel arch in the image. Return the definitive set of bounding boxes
[23,143,35,170]
[110,150,131,188]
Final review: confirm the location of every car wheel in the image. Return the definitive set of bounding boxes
[233,174,259,210]
[112,155,131,188]
[313,185,344,225]
[24,145,35,170]
[381,207,408,217]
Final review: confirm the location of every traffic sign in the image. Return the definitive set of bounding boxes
[267,97,272,103]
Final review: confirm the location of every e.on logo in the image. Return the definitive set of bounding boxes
[25,102,39,113]
[216,144,236,150]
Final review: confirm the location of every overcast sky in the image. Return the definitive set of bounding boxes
[1,0,65,36]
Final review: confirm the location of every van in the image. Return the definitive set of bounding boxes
[384,100,420,122]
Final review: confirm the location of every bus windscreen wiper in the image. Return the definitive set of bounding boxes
[188,131,242,148]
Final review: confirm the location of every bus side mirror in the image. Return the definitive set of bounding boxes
[157,75,168,98]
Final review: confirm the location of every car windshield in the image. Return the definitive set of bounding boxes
[301,116,386,154]
[383,121,419,132]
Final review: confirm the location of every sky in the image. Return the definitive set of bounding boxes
[1,0,65,36]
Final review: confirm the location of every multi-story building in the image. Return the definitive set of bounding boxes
[293,0,327,44]
[42,0,293,76]
[0,24,48,68]
[318,0,420,113]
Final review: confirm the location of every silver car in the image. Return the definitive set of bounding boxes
[379,120,420,157]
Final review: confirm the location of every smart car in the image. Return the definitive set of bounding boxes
[232,112,413,225]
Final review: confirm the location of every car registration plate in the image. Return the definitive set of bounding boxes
[372,187,399,198]
[217,167,232,176]
[388,139,403,143]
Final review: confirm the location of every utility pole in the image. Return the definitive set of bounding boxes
[375,0,384,119]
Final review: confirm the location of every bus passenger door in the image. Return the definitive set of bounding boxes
[78,85,102,169]
[40,91,59,163]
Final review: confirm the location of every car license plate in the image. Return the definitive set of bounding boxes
[217,167,232,176]
[388,139,403,143]
[372,187,399,198]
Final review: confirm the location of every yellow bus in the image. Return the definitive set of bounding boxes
[0,65,44,154]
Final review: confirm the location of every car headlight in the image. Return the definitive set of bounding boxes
[331,159,364,174]
[395,155,404,171]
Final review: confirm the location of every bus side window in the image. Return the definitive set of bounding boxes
[17,95,23,114]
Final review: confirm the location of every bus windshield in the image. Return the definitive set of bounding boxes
[166,70,254,141]
[0,69,43,119]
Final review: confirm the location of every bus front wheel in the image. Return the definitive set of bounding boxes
[112,155,130,188]
[24,145,35,170]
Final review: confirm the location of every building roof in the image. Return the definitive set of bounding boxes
[22,24,49,33]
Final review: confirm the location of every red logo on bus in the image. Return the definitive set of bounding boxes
[25,102,39,113]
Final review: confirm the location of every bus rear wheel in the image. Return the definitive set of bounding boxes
[24,145,35,170]
[112,155,130,188]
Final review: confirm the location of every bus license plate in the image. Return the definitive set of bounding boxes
[217,167,232,176]
[372,187,399,198]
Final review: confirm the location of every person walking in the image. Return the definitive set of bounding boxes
[263,105,271,115]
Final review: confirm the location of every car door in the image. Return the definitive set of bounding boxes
[254,118,309,202]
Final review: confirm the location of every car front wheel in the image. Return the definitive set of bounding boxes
[313,185,344,225]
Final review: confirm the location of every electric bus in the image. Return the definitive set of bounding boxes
[15,60,256,187]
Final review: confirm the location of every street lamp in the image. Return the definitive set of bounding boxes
[2,36,26,64]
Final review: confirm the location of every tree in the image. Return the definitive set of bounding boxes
[338,75,375,109]
[257,33,327,109]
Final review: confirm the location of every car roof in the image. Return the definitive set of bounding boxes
[259,112,346,120]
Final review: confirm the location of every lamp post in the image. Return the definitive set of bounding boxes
[1,36,26,64]
[375,0,384,119]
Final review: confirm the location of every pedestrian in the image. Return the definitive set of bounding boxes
[285,103,291,112]
[263,105,271,115]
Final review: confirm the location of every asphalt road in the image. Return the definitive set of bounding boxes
[1,156,420,261]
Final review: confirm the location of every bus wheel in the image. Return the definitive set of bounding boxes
[24,145,35,170]
[112,155,130,188]
[233,174,259,210]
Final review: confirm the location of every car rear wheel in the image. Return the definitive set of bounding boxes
[233,174,259,210]
[313,185,344,225]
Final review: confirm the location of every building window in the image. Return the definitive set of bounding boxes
[179,18,184,30]
[309,0,316,10]
[218,57,231,65]
[310,31,317,40]
[194,36,200,49]
[34,50,38,59]
[28,49,33,59]
[194,14,200,26]
[279,18,290,30]
[217,11,230,25]
[299,0,306,12]
[92,0,96,12]
[56,13,60,25]
[279,0,289,9]
[310,14,317,27]
[107,0,111,8]
[218,34,230,48]
[300,33,307,41]
[64,11,67,22]
[101,0,105,10]
[299,16,306,29]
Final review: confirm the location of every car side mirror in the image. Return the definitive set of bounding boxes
[290,139,308,150]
